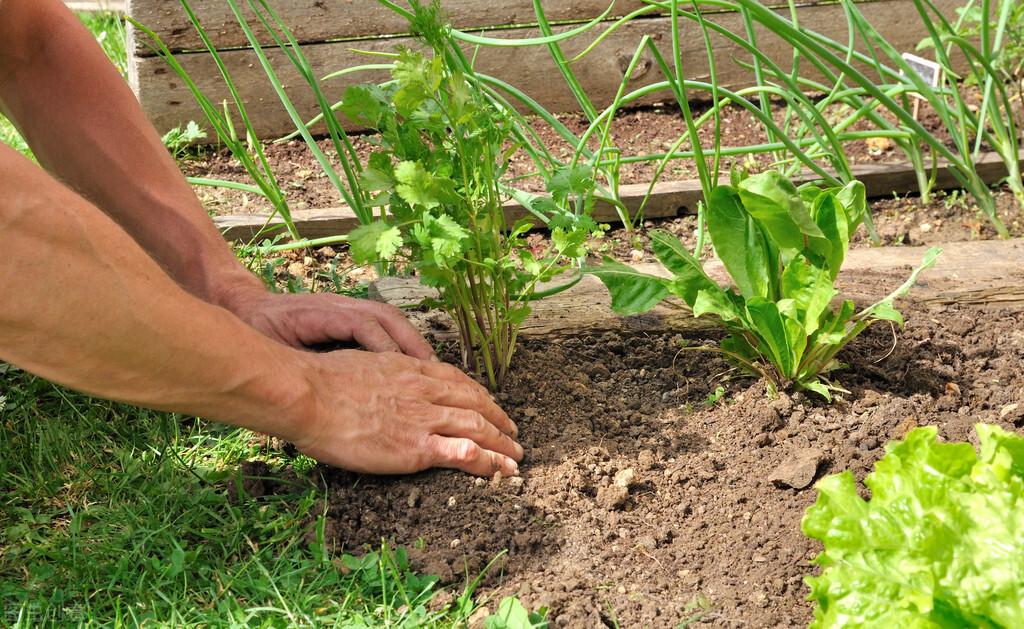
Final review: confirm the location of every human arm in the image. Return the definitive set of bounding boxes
[0,0,425,356]
[0,142,522,476]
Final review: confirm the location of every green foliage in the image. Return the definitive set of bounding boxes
[803,424,1024,627]
[923,0,1024,89]
[591,171,939,399]
[346,2,599,389]
[161,120,207,160]
[0,368,503,626]
[484,597,549,629]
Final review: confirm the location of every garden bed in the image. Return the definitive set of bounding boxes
[241,295,1024,626]
[187,103,935,215]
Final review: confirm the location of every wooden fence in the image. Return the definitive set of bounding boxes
[127,0,961,140]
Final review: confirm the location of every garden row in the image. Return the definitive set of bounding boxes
[134,0,1024,625]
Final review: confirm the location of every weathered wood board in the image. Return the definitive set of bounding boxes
[67,0,125,11]
[214,178,703,241]
[127,0,655,55]
[213,150,1023,242]
[370,239,1024,339]
[131,0,961,139]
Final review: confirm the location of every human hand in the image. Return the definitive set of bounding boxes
[219,287,436,360]
[284,349,523,476]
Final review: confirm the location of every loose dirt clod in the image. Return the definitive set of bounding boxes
[597,485,630,510]
[769,448,828,490]
[613,467,637,488]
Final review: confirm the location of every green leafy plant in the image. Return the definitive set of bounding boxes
[919,0,1024,205]
[484,597,549,629]
[345,4,599,389]
[591,170,939,400]
[161,120,207,160]
[803,424,1024,627]
[577,0,1017,235]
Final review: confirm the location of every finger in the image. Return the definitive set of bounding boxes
[423,378,518,438]
[431,406,523,461]
[425,435,519,477]
[351,320,403,354]
[364,302,437,361]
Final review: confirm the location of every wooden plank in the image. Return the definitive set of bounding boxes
[127,0,911,56]
[67,0,125,11]
[127,0,654,56]
[132,0,961,140]
[370,239,1024,340]
[212,150,1023,242]
[214,179,701,241]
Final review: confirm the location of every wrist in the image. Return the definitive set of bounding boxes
[207,269,269,314]
[229,343,321,442]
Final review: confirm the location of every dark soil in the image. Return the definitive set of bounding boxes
[235,300,1024,627]
[185,100,959,216]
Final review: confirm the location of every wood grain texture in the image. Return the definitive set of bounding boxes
[370,239,1024,340]
[131,0,960,140]
[67,0,125,11]
[214,178,702,241]
[128,0,659,56]
[212,151,1023,242]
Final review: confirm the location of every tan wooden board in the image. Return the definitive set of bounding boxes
[214,178,702,241]
[67,0,125,11]
[212,150,1022,242]
[131,0,961,140]
[126,0,838,56]
[370,239,1024,340]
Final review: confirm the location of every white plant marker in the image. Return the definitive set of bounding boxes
[901,53,943,120]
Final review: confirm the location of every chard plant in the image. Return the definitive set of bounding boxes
[344,7,600,390]
[804,424,1024,627]
[591,170,939,400]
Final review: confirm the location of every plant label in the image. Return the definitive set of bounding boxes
[901,53,942,100]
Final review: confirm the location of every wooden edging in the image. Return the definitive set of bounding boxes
[66,1,125,12]
[370,238,1024,340]
[130,0,961,139]
[213,150,1024,242]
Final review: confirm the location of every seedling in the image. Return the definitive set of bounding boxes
[591,170,940,400]
[346,3,599,389]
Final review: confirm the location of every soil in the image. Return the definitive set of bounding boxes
[259,184,1024,296]
[184,99,963,216]
[234,299,1024,627]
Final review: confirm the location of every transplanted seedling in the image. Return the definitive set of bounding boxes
[591,170,940,400]
[345,2,600,390]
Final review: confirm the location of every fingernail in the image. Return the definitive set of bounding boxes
[508,461,520,476]
[430,354,441,362]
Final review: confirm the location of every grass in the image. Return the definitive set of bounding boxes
[0,365,511,627]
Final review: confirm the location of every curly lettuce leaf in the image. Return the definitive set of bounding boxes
[803,425,1024,628]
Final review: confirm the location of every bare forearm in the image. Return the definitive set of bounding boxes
[0,0,260,305]
[0,144,309,437]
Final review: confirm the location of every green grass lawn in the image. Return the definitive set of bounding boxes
[0,12,533,628]
[0,365,512,627]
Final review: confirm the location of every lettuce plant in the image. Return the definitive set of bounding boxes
[346,4,598,390]
[803,424,1024,627]
[591,170,939,400]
